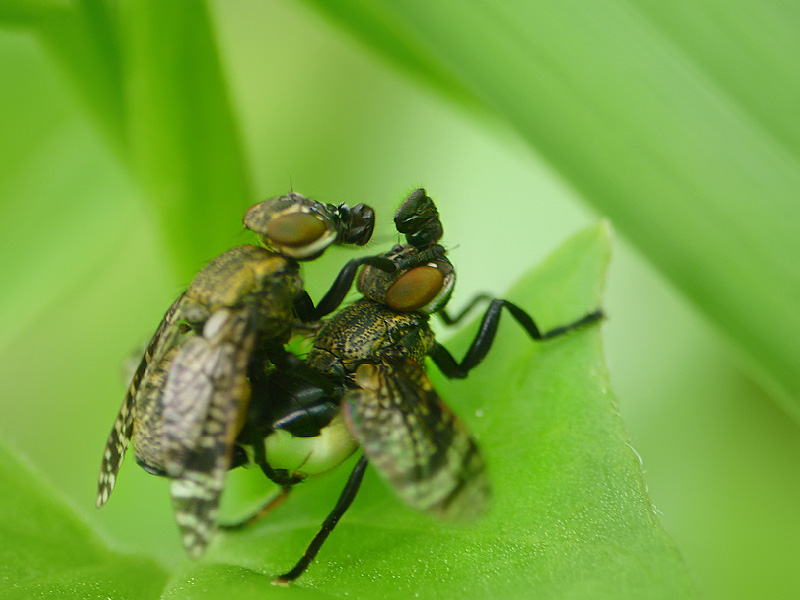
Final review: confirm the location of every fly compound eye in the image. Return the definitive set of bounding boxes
[384,265,445,312]
[264,212,329,248]
[358,247,454,313]
[244,194,339,260]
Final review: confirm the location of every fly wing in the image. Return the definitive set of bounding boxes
[164,306,257,557]
[159,337,218,476]
[343,359,489,521]
[96,294,185,508]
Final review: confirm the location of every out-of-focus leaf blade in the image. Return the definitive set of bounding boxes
[121,0,253,276]
[32,0,126,151]
[16,0,254,277]
[286,1,476,107]
[300,0,800,415]
[0,0,67,26]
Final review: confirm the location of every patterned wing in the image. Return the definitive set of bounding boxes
[344,359,489,521]
[96,294,185,508]
[164,306,258,557]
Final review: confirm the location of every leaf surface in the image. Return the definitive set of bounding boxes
[0,443,167,600]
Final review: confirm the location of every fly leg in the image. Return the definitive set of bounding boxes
[218,442,300,530]
[272,454,368,586]
[218,486,292,531]
[294,256,396,321]
[437,293,493,326]
[430,298,603,379]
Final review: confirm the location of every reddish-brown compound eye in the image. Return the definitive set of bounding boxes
[265,213,328,248]
[384,265,444,312]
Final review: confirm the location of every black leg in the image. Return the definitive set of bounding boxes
[218,485,292,531]
[272,455,369,586]
[292,291,315,323]
[250,436,304,487]
[430,299,603,379]
[221,435,301,530]
[437,293,493,326]
[393,244,446,271]
[294,256,396,322]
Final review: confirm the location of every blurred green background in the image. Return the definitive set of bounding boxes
[1,1,799,598]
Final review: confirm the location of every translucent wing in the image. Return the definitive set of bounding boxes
[160,337,219,476]
[344,359,489,521]
[165,306,258,557]
[96,294,185,508]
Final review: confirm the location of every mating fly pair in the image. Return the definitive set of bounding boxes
[96,192,387,554]
[96,189,603,584]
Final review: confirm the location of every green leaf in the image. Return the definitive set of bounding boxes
[432,224,695,599]
[32,0,126,152]
[120,0,254,277]
[0,441,167,600]
[0,0,67,26]
[159,225,694,599]
[16,0,253,278]
[298,0,800,416]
